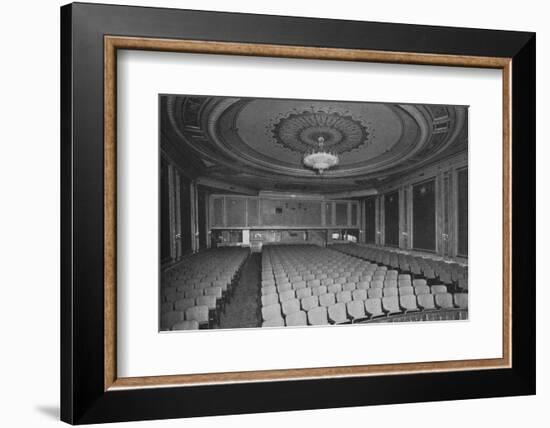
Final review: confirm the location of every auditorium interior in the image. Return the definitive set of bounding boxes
[159,95,468,331]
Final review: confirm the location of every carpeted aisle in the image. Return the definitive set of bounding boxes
[219,253,261,329]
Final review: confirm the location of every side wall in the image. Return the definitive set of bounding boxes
[360,151,468,260]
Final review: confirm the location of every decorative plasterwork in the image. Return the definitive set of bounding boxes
[163,95,467,193]
[271,109,371,154]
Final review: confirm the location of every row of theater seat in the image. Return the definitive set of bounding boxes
[261,244,467,327]
[262,284,452,305]
[330,243,468,290]
[262,292,467,327]
[160,247,249,330]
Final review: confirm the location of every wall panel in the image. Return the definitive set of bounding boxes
[212,197,224,227]
[413,179,436,251]
[226,197,246,227]
[325,202,333,226]
[210,196,359,229]
[364,197,376,244]
[160,158,171,262]
[384,191,399,247]
[457,168,468,256]
[247,198,259,227]
[335,202,348,226]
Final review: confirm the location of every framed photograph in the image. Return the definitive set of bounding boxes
[61,2,535,424]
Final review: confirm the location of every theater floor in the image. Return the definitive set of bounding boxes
[219,253,260,329]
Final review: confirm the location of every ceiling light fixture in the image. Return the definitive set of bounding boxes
[303,136,339,175]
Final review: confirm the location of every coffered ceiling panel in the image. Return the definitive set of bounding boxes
[161,95,467,194]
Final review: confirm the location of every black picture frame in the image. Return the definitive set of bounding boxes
[61,2,535,424]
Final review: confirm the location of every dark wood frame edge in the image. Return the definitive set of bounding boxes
[61,3,535,424]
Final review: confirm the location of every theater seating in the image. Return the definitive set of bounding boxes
[308,306,329,325]
[331,243,467,292]
[172,320,199,330]
[167,244,467,330]
[160,247,248,330]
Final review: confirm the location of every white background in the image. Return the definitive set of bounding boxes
[118,51,502,377]
[0,0,546,427]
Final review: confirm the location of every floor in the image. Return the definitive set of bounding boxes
[219,253,261,329]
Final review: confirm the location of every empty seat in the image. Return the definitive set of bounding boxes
[262,317,285,327]
[327,284,343,294]
[399,286,414,296]
[439,271,452,284]
[382,296,401,315]
[400,295,420,312]
[424,268,436,279]
[356,281,370,290]
[352,289,367,301]
[386,270,398,278]
[277,282,292,293]
[161,310,184,330]
[185,306,209,327]
[279,289,296,302]
[384,279,398,288]
[174,298,196,312]
[196,295,217,312]
[301,295,319,312]
[311,285,327,296]
[172,320,199,330]
[261,293,279,307]
[261,285,277,296]
[346,300,368,322]
[414,285,431,295]
[282,299,301,316]
[321,278,334,286]
[319,293,336,307]
[307,306,329,325]
[196,281,211,290]
[185,289,203,299]
[417,293,436,310]
[398,274,411,281]
[435,293,455,309]
[413,279,427,287]
[383,288,398,297]
[368,288,383,299]
[296,287,312,299]
[364,298,385,318]
[328,303,349,324]
[336,290,352,304]
[454,293,468,309]
[431,285,448,294]
[285,311,307,327]
[370,280,383,289]
[204,286,223,300]
[307,279,321,287]
[343,282,356,291]
[398,280,412,288]
[292,280,307,290]
[262,303,282,321]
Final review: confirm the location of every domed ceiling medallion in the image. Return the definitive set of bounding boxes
[271,109,371,156]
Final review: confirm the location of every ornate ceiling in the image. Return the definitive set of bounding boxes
[161,95,467,194]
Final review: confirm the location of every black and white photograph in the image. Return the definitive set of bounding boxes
[159,95,469,331]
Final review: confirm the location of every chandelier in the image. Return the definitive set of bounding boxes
[303,136,339,174]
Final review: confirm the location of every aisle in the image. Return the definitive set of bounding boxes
[219,253,260,329]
